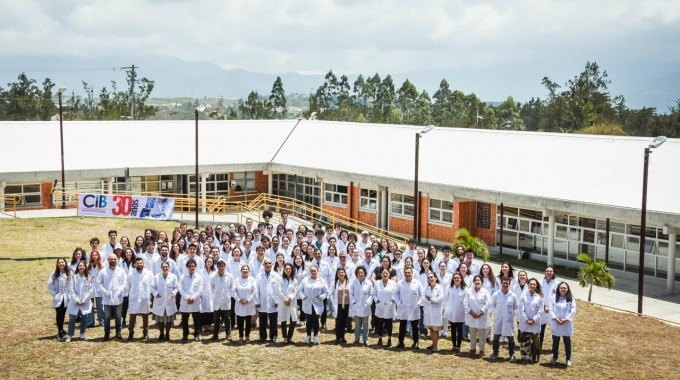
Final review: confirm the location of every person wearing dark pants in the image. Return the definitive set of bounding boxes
[47,258,72,340]
[549,282,576,367]
[331,267,351,344]
[97,254,127,341]
[394,267,423,349]
[398,320,419,348]
[443,271,467,353]
[178,258,203,342]
[373,268,397,347]
[255,258,282,342]
[211,260,234,341]
[279,264,298,344]
[237,315,252,340]
[489,277,519,361]
[300,265,328,345]
[234,265,257,343]
[230,298,237,329]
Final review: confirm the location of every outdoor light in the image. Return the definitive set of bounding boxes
[649,136,667,149]
[413,125,435,242]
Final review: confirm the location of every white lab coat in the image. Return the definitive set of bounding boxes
[256,271,283,313]
[66,274,93,315]
[372,280,397,319]
[200,269,216,313]
[299,276,328,315]
[550,296,576,337]
[330,279,351,318]
[233,276,257,316]
[127,268,154,314]
[141,251,160,272]
[541,278,558,324]
[491,290,519,336]
[443,284,466,323]
[211,272,235,311]
[349,278,373,318]
[47,271,72,308]
[151,273,179,316]
[249,255,267,278]
[464,287,491,328]
[88,266,102,296]
[278,277,298,322]
[420,283,444,327]
[519,291,543,333]
[97,266,127,305]
[178,272,203,313]
[177,255,205,278]
[228,258,246,280]
[152,258,178,277]
[394,279,424,321]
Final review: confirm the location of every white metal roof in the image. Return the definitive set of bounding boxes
[1,120,678,224]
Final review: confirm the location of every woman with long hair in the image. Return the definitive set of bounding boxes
[66,260,93,342]
[464,275,491,356]
[87,250,106,328]
[293,254,308,324]
[69,247,86,273]
[234,265,257,343]
[133,236,145,256]
[373,267,397,347]
[278,263,298,344]
[422,271,444,352]
[519,278,544,362]
[350,266,372,346]
[152,261,179,341]
[540,266,557,351]
[47,258,72,340]
[331,267,351,344]
[550,282,576,367]
[444,271,467,353]
[300,264,328,345]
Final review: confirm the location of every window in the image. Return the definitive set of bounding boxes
[232,172,255,192]
[390,193,414,218]
[5,183,41,207]
[324,183,348,206]
[476,202,491,229]
[271,174,320,207]
[360,188,377,211]
[189,174,230,196]
[54,180,105,204]
[113,176,175,195]
[429,198,453,224]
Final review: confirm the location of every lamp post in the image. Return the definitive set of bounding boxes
[57,86,67,209]
[638,135,667,314]
[413,125,435,242]
[194,108,200,229]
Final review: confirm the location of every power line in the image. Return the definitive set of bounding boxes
[0,67,118,73]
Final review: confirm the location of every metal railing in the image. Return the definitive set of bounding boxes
[0,194,21,218]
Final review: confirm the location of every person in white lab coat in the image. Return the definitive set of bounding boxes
[443,271,467,353]
[394,267,424,350]
[234,265,257,343]
[350,266,373,345]
[549,282,576,367]
[65,261,93,342]
[330,267,351,344]
[210,259,234,341]
[489,277,520,361]
[47,258,72,340]
[126,257,154,341]
[97,253,127,341]
[373,268,397,347]
[421,272,444,352]
[278,263,298,344]
[519,278,544,362]
[151,261,179,341]
[464,275,491,356]
[256,258,283,342]
[178,258,203,342]
[199,257,216,332]
[540,266,557,351]
[435,261,452,338]
[299,264,328,345]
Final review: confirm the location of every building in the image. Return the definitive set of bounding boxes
[1,119,678,290]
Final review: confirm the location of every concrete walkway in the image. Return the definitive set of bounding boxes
[2,208,679,325]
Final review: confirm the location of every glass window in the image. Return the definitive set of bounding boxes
[232,172,255,192]
[428,198,453,224]
[390,193,414,218]
[4,183,42,207]
[324,183,348,206]
[476,202,491,229]
[360,188,377,211]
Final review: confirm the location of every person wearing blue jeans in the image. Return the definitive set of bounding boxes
[87,296,105,327]
[68,311,88,341]
[549,282,576,367]
[350,266,372,345]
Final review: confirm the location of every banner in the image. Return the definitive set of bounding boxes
[78,193,175,220]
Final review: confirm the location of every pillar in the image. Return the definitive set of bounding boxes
[0,181,5,212]
[667,226,677,294]
[108,177,114,194]
[546,209,555,266]
[201,173,208,212]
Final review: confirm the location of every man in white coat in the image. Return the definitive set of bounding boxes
[127,257,154,341]
[489,277,520,361]
[394,267,424,349]
[97,253,127,341]
[211,260,235,341]
[256,258,283,342]
[179,258,203,342]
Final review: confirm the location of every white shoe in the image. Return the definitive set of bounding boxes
[566,360,572,367]
[313,336,319,345]
[65,336,72,343]
[80,334,87,340]
[304,336,310,344]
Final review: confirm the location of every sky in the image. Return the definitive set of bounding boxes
[1,0,679,107]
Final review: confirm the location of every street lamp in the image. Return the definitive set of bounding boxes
[638,135,667,314]
[499,121,512,129]
[57,86,67,209]
[413,125,435,242]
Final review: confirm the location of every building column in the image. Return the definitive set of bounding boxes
[377,186,388,230]
[0,181,5,212]
[108,177,114,194]
[267,172,273,195]
[546,209,555,266]
[667,226,678,294]
[201,173,208,212]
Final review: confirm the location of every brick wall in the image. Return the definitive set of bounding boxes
[389,215,414,235]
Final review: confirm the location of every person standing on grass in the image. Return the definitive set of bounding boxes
[66,260,93,342]
[278,263,298,344]
[179,258,203,342]
[550,282,576,367]
[519,278,543,362]
[421,271,444,352]
[48,258,72,340]
[299,264,328,345]
[443,271,467,353]
[350,266,373,346]
[540,266,557,351]
[489,277,519,362]
[373,268,397,347]
[97,253,127,341]
[152,261,178,341]
[126,257,154,341]
[86,250,106,328]
[234,265,257,343]
[464,275,491,356]
[394,267,424,350]
[256,258,282,343]
[210,259,234,341]
[331,267,351,344]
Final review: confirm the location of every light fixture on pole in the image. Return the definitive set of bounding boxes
[57,86,67,209]
[638,135,667,314]
[413,125,435,243]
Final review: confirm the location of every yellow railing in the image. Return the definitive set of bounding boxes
[241,193,410,248]
[0,194,21,218]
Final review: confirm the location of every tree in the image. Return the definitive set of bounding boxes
[269,76,287,119]
[454,228,489,262]
[373,74,396,123]
[577,122,627,135]
[410,90,432,126]
[577,253,615,302]
[432,79,452,127]
[495,96,526,130]
[397,79,418,125]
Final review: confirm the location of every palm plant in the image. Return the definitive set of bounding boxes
[454,228,489,262]
[577,253,615,302]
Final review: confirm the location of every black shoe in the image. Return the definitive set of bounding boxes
[396,342,405,349]
[182,336,188,342]
[412,343,420,350]
[127,333,134,341]
[210,335,219,341]
[387,338,392,347]
[157,333,165,341]
[377,338,383,346]
[103,335,110,342]
[115,333,123,340]
[341,338,347,344]
[143,334,149,342]
[164,334,170,341]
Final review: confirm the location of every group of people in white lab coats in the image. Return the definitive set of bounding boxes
[47,220,575,366]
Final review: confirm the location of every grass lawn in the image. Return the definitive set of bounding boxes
[1,217,679,379]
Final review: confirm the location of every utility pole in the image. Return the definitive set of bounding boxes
[121,64,137,119]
